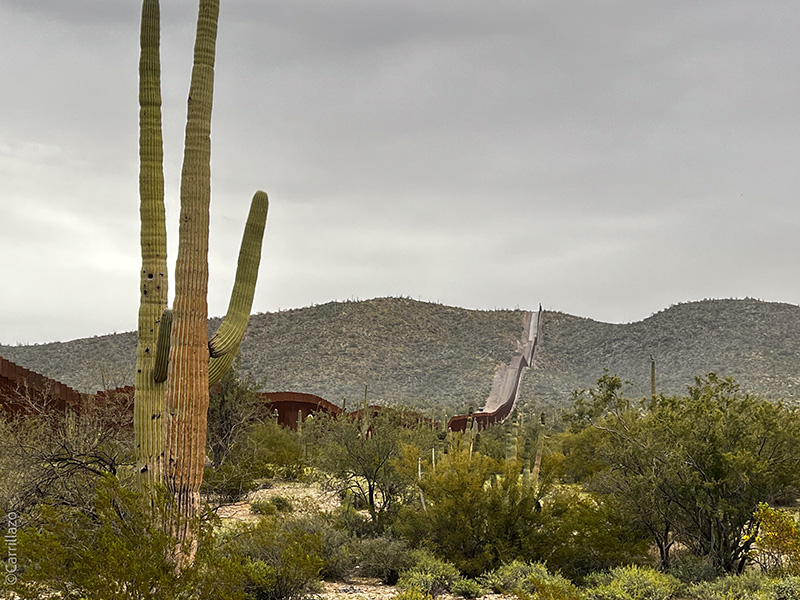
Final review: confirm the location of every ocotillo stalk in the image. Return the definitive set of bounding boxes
[522,437,532,484]
[134,0,168,489]
[164,0,220,564]
[469,418,478,460]
[650,354,657,401]
[531,412,546,493]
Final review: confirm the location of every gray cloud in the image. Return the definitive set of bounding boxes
[1,1,799,343]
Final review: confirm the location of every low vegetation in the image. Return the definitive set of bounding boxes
[4,365,800,599]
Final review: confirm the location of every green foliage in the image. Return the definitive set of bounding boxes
[527,488,650,582]
[396,550,461,597]
[772,576,800,600]
[268,511,358,582]
[754,504,800,575]
[564,373,800,574]
[397,450,536,576]
[398,447,645,579]
[682,571,773,600]
[13,476,233,600]
[480,561,584,600]
[481,560,547,594]
[206,361,270,468]
[203,419,305,503]
[584,565,682,600]
[310,409,437,530]
[357,536,415,584]
[394,588,434,600]
[451,577,484,598]
[315,522,359,581]
[251,496,293,515]
[215,515,324,600]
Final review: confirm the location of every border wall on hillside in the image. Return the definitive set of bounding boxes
[447,305,543,432]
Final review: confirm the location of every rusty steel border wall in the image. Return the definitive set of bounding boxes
[0,355,86,415]
[447,305,543,432]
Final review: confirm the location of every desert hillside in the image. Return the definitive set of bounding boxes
[2,297,799,414]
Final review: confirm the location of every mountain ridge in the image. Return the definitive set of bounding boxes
[2,297,799,413]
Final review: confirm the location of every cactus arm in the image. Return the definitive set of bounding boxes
[164,0,220,562]
[134,0,168,488]
[152,309,173,383]
[207,190,269,368]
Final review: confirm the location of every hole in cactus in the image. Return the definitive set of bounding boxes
[147,273,154,279]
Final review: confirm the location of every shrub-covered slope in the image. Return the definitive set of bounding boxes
[2,297,800,412]
[524,298,800,408]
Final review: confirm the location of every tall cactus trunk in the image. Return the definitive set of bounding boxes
[163,0,220,565]
[531,413,546,494]
[135,0,268,567]
[134,0,168,489]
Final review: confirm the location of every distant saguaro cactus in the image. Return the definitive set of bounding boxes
[133,0,269,564]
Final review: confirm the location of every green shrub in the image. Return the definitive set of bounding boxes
[251,495,294,515]
[397,550,461,597]
[451,577,485,599]
[270,495,293,512]
[585,565,682,600]
[357,536,415,584]
[394,588,434,600]
[216,515,324,600]
[13,476,239,600]
[285,512,358,581]
[251,499,278,516]
[480,561,584,600]
[317,525,358,581]
[683,572,772,600]
[663,553,717,584]
[481,560,545,593]
[330,504,372,538]
[203,420,306,503]
[773,576,800,600]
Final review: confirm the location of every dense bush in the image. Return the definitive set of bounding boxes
[396,550,461,597]
[773,577,800,600]
[584,565,682,600]
[480,561,584,600]
[565,373,800,574]
[203,419,305,503]
[398,447,647,579]
[397,450,540,576]
[215,515,324,600]
[682,572,772,600]
[13,476,235,600]
[357,536,416,584]
[450,577,485,598]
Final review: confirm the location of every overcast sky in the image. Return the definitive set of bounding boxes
[1,1,799,345]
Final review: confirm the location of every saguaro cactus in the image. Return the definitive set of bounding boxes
[134,0,269,563]
[134,0,168,488]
